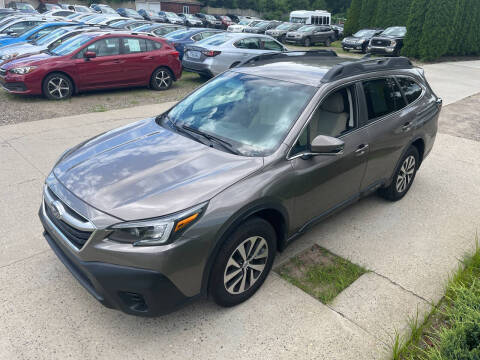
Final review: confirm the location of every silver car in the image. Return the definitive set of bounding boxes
[182,32,287,78]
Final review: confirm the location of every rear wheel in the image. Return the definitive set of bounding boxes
[42,73,73,100]
[150,67,173,91]
[325,38,331,47]
[379,146,419,201]
[209,217,276,307]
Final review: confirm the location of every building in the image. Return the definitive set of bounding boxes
[135,0,202,14]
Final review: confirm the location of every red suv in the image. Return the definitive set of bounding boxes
[0,32,182,100]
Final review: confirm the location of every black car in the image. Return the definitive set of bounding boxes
[342,28,383,53]
[138,9,163,22]
[196,13,222,28]
[177,13,203,27]
[116,8,144,20]
[244,20,282,34]
[225,13,241,23]
[286,25,336,47]
[368,26,406,56]
[265,22,303,43]
[36,3,61,13]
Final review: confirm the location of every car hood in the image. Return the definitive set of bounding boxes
[0,42,40,56]
[372,35,403,40]
[53,118,264,221]
[2,52,53,69]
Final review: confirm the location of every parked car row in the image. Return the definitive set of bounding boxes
[342,26,407,56]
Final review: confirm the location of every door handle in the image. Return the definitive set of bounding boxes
[355,144,369,156]
[401,122,412,132]
[113,59,121,64]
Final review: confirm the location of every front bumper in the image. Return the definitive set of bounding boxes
[367,46,397,54]
[342,42,365,50]
[40,205,195,317]
[0,71,42,95]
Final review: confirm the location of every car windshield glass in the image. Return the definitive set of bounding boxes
[222,16,232,21]
[166,12,180,19]
[238,20,250,25]
[353,29,375,37]
[381,27,406,37]
[254,21,269,28]
[50,33,95,55]
[16,3,34,10]
[35,27,69,45]
[298,25,316,32]
[276,23,291,30]
[197,33,232,46]
[126,9,138,15]
[206,15,215,20]
[100,7,116,14]
[166,72,315,156]
[164,29,191,40]
[133,24,152,32]
[185,14,196,19]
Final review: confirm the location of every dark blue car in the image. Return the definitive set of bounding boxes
[0,22,75,48]
[163,28,223,59]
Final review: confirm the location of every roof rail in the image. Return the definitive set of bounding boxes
[321,56,413,83]
[242,50,337,66]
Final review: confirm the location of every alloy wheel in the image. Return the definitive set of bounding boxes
[47,77,70,99]
[396,155,416,193]
[155,70,171,89]
[223,236,269,295]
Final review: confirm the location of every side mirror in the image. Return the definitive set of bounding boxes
[84,51,96,59]
[310,135,344,155]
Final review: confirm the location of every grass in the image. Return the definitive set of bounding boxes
[276,244,368,304]
[393,235,480,360]
[91,104,107,112]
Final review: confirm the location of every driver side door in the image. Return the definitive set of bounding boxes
[289,83,370,231]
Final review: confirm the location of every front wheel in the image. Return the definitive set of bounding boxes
[150,67,173,91]
[209,217,277,307]
[379,146,419,201]
[304,37,311,47]
[325,38,331,47]
[42,73,73,100]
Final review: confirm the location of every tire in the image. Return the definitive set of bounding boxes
[280,35,286,44]
[209,217,277,307]
[325,38,331,47]
[343,47,350,52]
[42,73,73,100]
[150,67,173,91]
[379,146,419,201]
[304,37,311,47]
[361,44,367,53]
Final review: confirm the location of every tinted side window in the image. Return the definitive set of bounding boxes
[191,33,203,41]
[146,39,162,51]
[234,38,260,49]
[122,37,147,53]
[291,86,357,156]
[397,77,423,103]
[262,38,283,51]
[362,78,406,121]
[85,38,120,57]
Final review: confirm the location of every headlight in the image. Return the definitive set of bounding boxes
[1,53,15,60]
[10,66,36,74]
[390,40,397,47]
[109,202,207,246]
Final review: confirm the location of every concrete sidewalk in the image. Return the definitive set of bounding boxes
[0,60,479,360]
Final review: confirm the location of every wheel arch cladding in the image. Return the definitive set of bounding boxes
[201,203,289,296]
[412,137,425,165]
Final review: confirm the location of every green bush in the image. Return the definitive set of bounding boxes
[358,0,378,27]
[344,0,362,35]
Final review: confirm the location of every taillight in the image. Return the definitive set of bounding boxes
[202,50,221,57]
[172,51,180,57]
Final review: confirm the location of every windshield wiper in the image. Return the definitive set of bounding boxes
[181,124,241,155]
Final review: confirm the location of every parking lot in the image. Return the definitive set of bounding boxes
[1,59,479,359]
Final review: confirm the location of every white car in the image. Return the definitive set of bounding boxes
[227,19,262,33]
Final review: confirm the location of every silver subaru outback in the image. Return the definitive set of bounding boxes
[40,52,441,316]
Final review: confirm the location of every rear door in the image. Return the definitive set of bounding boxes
[119,37,161,84]
[74,37,124,89]
[359,77,413,190]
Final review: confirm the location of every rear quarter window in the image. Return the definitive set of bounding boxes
[362,78,406,120]
[397,77,423,104]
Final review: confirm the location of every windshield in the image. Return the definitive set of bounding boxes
[291,17,307,24]
[254,21,269,28]
[50,33,94,55]
[35,27,69,45]
[206,15,215,20]
[381,27,406,37]
[132,24,152,32]
[166,72,315,156]
[238,20,250,25]
[185,14,197,20]
[75,6,90,12]
[164,29,191,40]
[353,29,376,37]
[99,6,116,14]
[16,3,35,10]
[166,12,180,20]
[276,23,291,30]
[153,26,180,36]
[298,25,316,32]
[197,33,232,46]
[125,9,138,16]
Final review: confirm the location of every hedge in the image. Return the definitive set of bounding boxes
[344,0,480,60]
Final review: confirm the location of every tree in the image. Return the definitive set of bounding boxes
[402,0,429,58]
[358,0,378,28]
[344,0,362,35]
[418,0,456,60]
